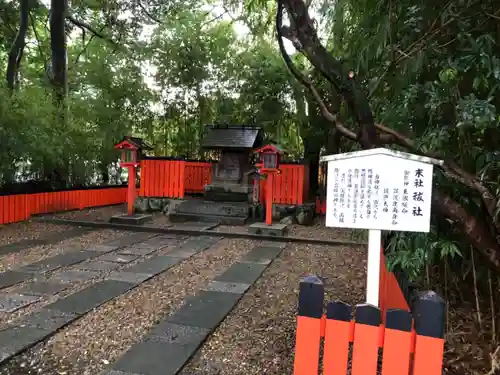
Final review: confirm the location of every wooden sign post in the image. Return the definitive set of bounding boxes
[320,148,443,306]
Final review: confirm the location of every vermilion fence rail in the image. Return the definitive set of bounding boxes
[139,159,185,198]
[258,163,309,205]
[0,186,127,225]
[184,161,212,194]
[139,158,309,205]
[294,274,445,375]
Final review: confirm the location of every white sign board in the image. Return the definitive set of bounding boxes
[323,151,434,233]
[320,148,442,307]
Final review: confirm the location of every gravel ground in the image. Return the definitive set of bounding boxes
[181,241,367,375]
[0,223,73,248]
[215,217,367,243]
[49,205,128,221]
[0,237,259,375]
[0,205,129,248]
[0,229,124,272]
[0,230,133,327]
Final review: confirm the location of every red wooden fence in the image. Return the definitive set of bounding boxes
[184,161,212,194]
[139,159,309,205]
[139,159,185,198]
[0,187,127,225]
[258,163,309,205]
[294,273,445,375]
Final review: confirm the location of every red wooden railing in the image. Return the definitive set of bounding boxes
[184,161,212,194]
[139,159,309,205]
[258,163,309,205]
[294,258,445,375]
[139,159,185,198]
[0,186,127,225]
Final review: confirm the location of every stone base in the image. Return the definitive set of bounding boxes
[203,190,249,202]
[169,199,250,225]
[248,223,288,237]
[109,214,153,225]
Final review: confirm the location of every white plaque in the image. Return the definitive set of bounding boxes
[323,150,437,233]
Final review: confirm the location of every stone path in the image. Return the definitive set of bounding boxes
[101,244,285,375]
[0,227,94,257]
[0,232,154,290]
[0,232,222,364]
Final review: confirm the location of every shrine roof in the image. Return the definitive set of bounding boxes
[255,144,285,154]
[114,136,153,150]
[201,124,264,150]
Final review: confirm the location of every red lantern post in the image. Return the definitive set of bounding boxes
[114,136,151,216]
[254,144,283,225]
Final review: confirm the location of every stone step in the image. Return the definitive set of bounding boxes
[173,200,250,218]
[168,212,247,226]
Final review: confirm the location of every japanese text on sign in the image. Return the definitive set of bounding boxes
[325,156,433,232]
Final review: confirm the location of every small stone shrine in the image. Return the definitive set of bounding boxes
[203,124,264,202]
[169,124,264,224]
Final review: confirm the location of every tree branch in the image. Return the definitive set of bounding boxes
[281,0,378,148]
[277,0,500,270]
[375,122,498,225]
[137,1,164,24]
[29,12,47,73]
[276,0,356,141]
[66,15,117,46]
[6,0,30,91]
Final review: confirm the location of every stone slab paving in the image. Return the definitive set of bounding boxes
[45,280,136,315]
[203,280,251,294]
[103,244,285,375]
[213,262,268,285]
[0,227,93,257]
[124,256,181,276]
[50,270,99,284]
[166,235,221,259]
[105,233,159,248]
[19,250,100,274]
[0,294,41,312]
[87,244,121,253]
[117,246,159,256]
[20,308,78,331]
[0,232,159,291]
[0,326,50,361]
[0,234,223,365]
[14,281,69,297]
[76,261,122,273]
[0,240,44,257]
[98,253,138,264]
[0,271,32,290]
[168,222,219,231]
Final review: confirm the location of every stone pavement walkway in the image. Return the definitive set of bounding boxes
[0,227,94,257]
[0,232,221,364]
[101,244,285,375]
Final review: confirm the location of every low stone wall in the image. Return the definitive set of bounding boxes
[273,203,316,226]
[133,197,317,226]
[133,197,183,214]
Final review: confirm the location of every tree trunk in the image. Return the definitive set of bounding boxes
[50,0,68,108]
[280,0,500,271]
[5,0,30,91]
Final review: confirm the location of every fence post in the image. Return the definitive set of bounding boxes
[323,301,352,374]
[412,291,445,375]
[351,304,381,375]
[293,275,324,375]
[381,309,412,374]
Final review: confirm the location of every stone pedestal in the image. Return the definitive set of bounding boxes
[169,200,250,225]
[109,213,153,225]
[248,222,288,237]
